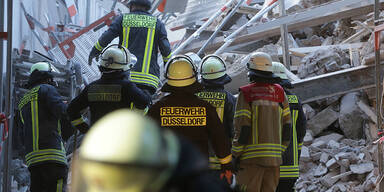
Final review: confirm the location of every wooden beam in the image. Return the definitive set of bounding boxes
[181,0,384,53]
[277,42,365,55]
[291,63,384,103]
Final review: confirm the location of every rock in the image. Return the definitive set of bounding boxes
[301,146,311,162]
[303,130,314,145]
[339,159,350,168]
[328,140,340,149]
[326,158,338,169]
[311,140,326,148]
[350,163,374,174]
[307,184,318,192]
[314,164,328,177]
[311,152,322,161]
[303,104,316,120]
[335,183,347,192]
[335,152,358,162]
[320,172,339,187]
[320,152,330,164]
[314,133,344,144]
[339,92,369,139]
[307,105,339,136]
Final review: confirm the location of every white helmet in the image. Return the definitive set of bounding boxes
[272,62,288,80]
[200,54,227,80]
[247,52,273,72]
[100,44,137,72]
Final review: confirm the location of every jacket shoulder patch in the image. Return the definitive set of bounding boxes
[240,83,285,103]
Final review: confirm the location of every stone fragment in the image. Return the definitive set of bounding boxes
[311,152,322,162]
[314,133,344,144]
[300,146,311,162]
[314,164,328,177]
[303,130,314,145]
[311,140,326,148]
[303,104,316,120]
[328,140,340,149]
[326,158,338,170]
[339,92,369,139]
[335,183,347,192]
[307,184,318,192]
[320,172,339,187]
[350,162,374,174]
[307,105,339,136]
[320,152,330,164]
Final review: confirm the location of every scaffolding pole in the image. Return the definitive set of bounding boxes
[2,0,13,191]
[279,0,290,70]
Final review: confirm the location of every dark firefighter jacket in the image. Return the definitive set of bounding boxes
[232,82,292,167]
[94,10,172,91]
[196,76,236,170]
[18,84,69,168]
[280,90,306,179]
[147,82,232,166]
[67,71,151,126]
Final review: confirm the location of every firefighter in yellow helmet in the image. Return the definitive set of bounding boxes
[232,52,291,192]
[272,62,306,192]
[147,55,235,188]
[196,54,236,171]
[71,109,228,192]
[68,44,151,133]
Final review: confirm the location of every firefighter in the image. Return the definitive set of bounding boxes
[272,62,306,192]
[196,54,236,170]
[18,62,73,192]
[88,0,172,96]
[232,52,291,192]
[147,55,235,187]
[71,109,228,192]
[68,45,151,133]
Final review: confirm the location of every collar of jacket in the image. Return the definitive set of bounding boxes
[201,74,232,88]
[161,81,203,94]
[101,71,129,80]
[278,79,293,89]
[130,10,151,15]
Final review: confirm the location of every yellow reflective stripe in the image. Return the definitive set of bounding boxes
[56,179,63,192]
[298,142,303,150]
[232,145,245,152]
[241,151,281,160]
[26,149,66,160]
[142,28,155,73]
[20,110,24,124]
[279,107,282,143]
[130,71,160,82]
[130,76,159,88]
[71,117,85,126]
[26,155,67,166]
[283,107,290,116]
[292,110,299,165]
[253,106,258,144]
[219,154,232,164]
[31,97,39,151]
[162,52,172,62]
[95,41,103,51]
[234,109,251,119]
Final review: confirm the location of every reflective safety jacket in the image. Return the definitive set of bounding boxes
[147,85,232,166]
[232,82,292,167]
[280,91,306,179]
[18,84,68,167]
[196,86,236,170]
[94,11,172,91]
[67,72,151,126]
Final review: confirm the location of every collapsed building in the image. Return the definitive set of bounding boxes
[1,0,384,191]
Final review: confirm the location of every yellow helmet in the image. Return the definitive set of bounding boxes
[200,54,226,80]
[165,55,197,87]
[272,62,288,80]
[247,52,273,72]
[100,44,137,72]
[76,110,180,192]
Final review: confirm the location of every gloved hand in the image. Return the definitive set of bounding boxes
[76,122,90,134]
[220,169,236,189]
[88,46,101,65]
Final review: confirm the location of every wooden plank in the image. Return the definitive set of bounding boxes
[181,0,384,53]
[277,43,365,55]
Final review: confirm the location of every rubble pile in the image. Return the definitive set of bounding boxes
[297,131,379,192]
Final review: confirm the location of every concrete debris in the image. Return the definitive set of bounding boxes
[302,104,316,120]
[307,105,339,136]
[339,92,369,139]
[296,132,378,191]
[303,130,314,145]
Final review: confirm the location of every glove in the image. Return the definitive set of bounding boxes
[88,46,101,65]
[76,122,90,134]
[220,170,236,189]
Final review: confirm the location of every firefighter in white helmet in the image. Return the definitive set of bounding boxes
[68,44,151,133]
[147,55,235,189]
[272,62,306,192]
[19,62,74,192]
[71,109,228,192]
[196,55,236,173]
[232,52,291,192]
